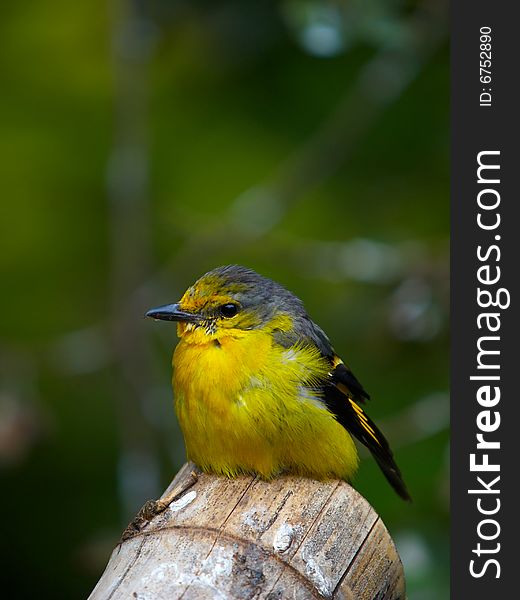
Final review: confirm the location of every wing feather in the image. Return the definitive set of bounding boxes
[330,355,370,404]
[324,357,411,501]
[275,327,410,500]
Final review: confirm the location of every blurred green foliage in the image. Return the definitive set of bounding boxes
[0,1,448,598]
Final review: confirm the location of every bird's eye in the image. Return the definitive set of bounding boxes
[219,303,239,318]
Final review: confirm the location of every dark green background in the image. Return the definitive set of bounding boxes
[0,1,448,598]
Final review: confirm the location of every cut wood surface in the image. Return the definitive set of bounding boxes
[89,462,405,600]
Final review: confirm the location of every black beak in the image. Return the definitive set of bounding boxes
[145,303,201,323]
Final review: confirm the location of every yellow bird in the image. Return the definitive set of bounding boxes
[146,265,410,500]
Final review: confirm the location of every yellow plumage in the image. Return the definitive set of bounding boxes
[146,265,410,500]
[173,324,359,480]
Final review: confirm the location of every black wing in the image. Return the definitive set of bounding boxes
[324,359,411,501]
[273,316,410,500]
[330,355,370,404]
[274,319,369,405]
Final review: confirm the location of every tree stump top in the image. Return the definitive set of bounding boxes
[90,463,405,600]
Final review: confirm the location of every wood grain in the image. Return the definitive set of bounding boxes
[89,463,405,600]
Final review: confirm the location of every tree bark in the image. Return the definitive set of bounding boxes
[89,462,405,599]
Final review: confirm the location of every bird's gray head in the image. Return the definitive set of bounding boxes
[146,266,332,354]
[146,265,303,329]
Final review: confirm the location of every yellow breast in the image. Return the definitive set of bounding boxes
[172,328,359,480]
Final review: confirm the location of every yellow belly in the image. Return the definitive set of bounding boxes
[172,330,359,480]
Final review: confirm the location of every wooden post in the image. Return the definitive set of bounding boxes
[89,463,405,599]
